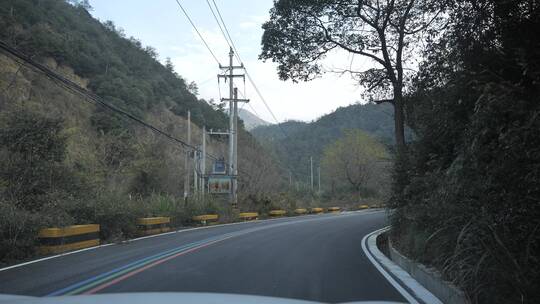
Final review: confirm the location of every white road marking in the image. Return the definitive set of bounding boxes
[362,227,443,304]
[1,209,381,272]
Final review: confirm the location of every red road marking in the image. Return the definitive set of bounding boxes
[83,237,231,294]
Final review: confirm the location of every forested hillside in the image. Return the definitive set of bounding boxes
[0,0,227,129]
[238,108,270,130]
[252,102,408,184]
[0,0,284,264]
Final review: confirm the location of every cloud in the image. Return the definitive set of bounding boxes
[163,13,372,123]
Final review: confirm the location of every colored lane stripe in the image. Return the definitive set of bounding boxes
[46,216,347,296]
[83,237,230,294]
[46,237,222,296]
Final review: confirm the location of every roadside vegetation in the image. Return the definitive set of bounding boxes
[261,0,539,303]
[0,0,286,265]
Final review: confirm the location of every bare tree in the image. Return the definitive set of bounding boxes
[321,129,389,194]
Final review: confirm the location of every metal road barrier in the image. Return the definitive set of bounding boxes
[238,212,258,221]
[327,206,341,212]
[358,204,370,210]
[137,217,171,236]
[268,210,286,217]
[192,214,219,225]
[38,224,100,255]
[310,207,324,214]
[294,208,307,215]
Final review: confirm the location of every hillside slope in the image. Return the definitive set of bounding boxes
[252,102,410,180]
[0,0,285,263]
[238,108,270,130]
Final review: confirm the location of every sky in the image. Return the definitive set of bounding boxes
[88,0,373,123]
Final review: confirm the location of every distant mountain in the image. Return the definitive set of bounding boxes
[239,108,271,130]
[252,102,412,179]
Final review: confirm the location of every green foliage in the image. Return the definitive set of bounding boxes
[252,103,408,189]
[391,0,540,303]
[0,0,228,130]
[0,109,80,211]
[321,129,390,196]
[0,201,42,264]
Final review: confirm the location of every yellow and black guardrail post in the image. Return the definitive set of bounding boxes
[192,214,219,225]
[310,207,324,214]
[328,206,341,213]
[136,217,171,236]
[38,224,100,255]
[294,208,307,215]
[238,212,258,221]
[268,210,286,217]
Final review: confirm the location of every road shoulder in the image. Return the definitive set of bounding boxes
[362,227,444,304]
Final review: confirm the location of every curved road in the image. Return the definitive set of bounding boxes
[0,210,405,303]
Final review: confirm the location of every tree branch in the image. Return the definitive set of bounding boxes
[310,14,387,67]
[373,98,394,104]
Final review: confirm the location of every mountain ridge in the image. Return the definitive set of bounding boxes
[238,108,271,130]
[251,102,409,179]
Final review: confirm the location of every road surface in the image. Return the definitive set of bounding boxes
[0,210,405,303]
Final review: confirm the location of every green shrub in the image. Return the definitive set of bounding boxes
[0,201,42,264]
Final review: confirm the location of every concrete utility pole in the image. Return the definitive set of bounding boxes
[227,48,234,201]
[233,88,239,204]
[218,47,249,208]
[310,156,314,191]
[201,125,206,198]
[193,149,198,194]
[289,171,292,188]
[184,110,191,201]
[318,166,321,193]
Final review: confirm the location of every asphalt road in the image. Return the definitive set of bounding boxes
[0,210,405,303]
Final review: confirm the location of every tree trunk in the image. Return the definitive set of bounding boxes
[393,88,406,156]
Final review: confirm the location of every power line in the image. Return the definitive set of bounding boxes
[173,0,220,65]
[173,2,306,181]
[205,0,231,47]
[0,40,267,182]
[209,1,289,138]
[0,40,221,160]
[210,0,240,59]
[208,2,307,180]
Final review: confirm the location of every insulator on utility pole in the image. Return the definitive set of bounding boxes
[217,47,249,209]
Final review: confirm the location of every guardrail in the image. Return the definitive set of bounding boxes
[238,212,258,221]
[192,214,219,225]
[137,217,171,236]
[268,210,286,217]
[38,224,100,254]
[310,207,324,214]
[327,206,341,212]
[358,204,370,210]
[294,208,307,215]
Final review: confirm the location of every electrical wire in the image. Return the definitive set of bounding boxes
[207,1,307,180]
[205,0,231,47]
[0,40,237,167]
[173,0,220,65]
[172,1,308,181]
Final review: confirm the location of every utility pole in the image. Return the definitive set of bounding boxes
[233,88,239,205]
[218,47,249,208]
[318,166,321,194]
[227,48,234,203]
[193,149,197,195]
[310,156,314,191]
[184,110,191,201]
[289,171,292,188]
[201,125,206,198]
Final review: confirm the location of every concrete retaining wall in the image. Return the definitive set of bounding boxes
[388,240,468,304]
